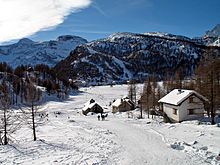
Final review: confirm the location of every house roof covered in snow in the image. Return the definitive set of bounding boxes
[83,102,97,111]
[158,89,208,106]
[112,97,134,107]
[82,99,99,111]
[112,99,122,107]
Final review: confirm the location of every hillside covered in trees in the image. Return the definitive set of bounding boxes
[55,32,220,85]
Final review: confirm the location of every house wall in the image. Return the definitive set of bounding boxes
[118,102,133,112]
[112,102,133,113]
[112,106,119,113]
[178,96,204,121]
[163,95,205,122]
[82,104,103,115]
[163,104,180,122]
[91,104,103,113]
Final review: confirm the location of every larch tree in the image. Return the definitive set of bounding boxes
[14,65,26,104]
[195,47,220,125]
[128,80,137,106]
[141,78,152,118]
[151,75,157,110]
[0,79,22,145]
[24,81,42,141]
[0,80,11,145]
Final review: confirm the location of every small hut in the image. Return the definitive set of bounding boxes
[112,97,135,113]
[82,99,103,115]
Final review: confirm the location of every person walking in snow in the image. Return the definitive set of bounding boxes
[101,114,105,121]
[98,115,100,121]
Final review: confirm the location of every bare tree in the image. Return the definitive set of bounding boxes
[195,47,220,125]
[12,77,20,105]
[174,68,184,89]
[151,75,157,111]
[0,81,10,145]
[141,78,152,118]
[128,80,137,106]
[0,80,23,145]
[24,82,42,141]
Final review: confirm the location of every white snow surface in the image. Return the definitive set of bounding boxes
[0,85,220,165]
[158,89,208,106]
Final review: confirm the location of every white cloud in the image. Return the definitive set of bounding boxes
[0,0,92,43]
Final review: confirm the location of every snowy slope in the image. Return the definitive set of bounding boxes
[0,85,219,165]
[211,38,220,47]
[144,32,192,42]
[0,35,87,67]
[55,32,210,85]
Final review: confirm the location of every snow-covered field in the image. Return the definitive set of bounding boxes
[0,85,220,165]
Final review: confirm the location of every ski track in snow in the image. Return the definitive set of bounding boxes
[0,85,219,165]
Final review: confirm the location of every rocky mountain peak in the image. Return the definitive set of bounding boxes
[57,35,87,43]
[205,24,220,37]
[17,38,34,45]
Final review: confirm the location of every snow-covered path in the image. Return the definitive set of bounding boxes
[76,116,208,165]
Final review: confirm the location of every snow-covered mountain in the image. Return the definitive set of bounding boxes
[144,32,192,42]
[205,24,220,37]
[202,24,220,46]
[0,35,87,67]
[55,32,220,85]
[1,24,220,82]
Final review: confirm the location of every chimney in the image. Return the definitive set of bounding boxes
[178,89,182,94]
[90,99,95,104]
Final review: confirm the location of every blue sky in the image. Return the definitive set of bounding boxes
[1,0,219,43]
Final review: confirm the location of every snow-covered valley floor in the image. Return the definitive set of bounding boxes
[0,85,220,165]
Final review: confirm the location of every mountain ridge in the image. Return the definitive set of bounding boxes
[0,35,87,67]
[55,31,220,85]
[205,24,220,37]
[1,25,220,85]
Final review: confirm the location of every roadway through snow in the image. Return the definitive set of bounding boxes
[40,85,214,165]
[46,88,210,165]
[76,116,209,165]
